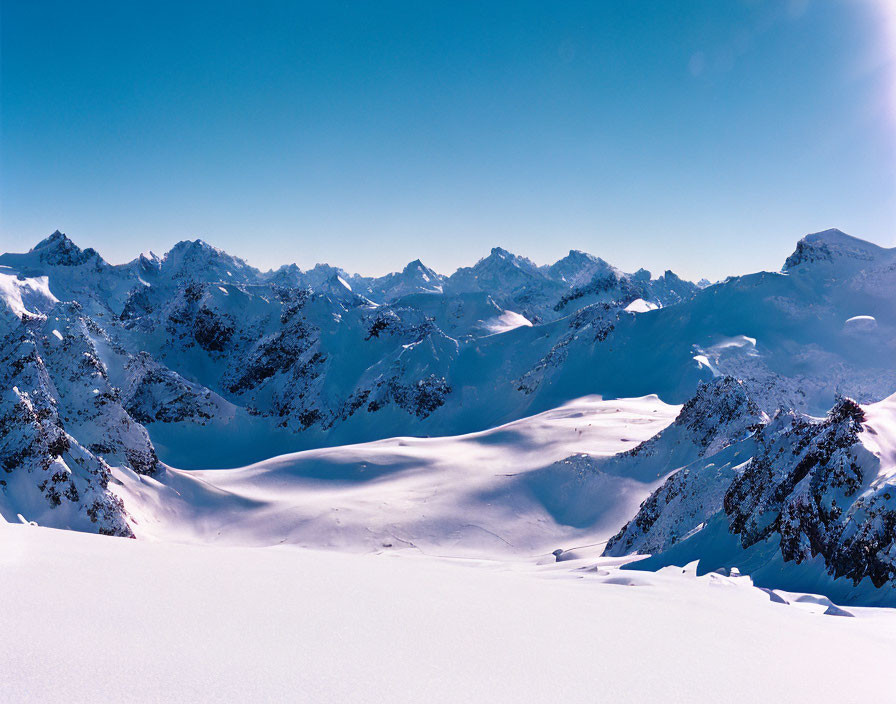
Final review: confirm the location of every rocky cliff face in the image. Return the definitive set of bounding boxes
[722,398,889,585]
[601,377,763,555]
[0,330,137,536]
[605,387,896,595]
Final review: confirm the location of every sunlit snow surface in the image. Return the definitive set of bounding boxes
[5,396,896,701]
[2,523,895,704]
[0,267,58,318]
[624,297,658,313]
[481,309,533,334]
[112,395,680,554]
[5,229,896,700]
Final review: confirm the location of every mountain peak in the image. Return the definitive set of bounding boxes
[307,262,347,277]
[481,247,537,269]
[661,269,682,282]
[784,229,888,270]
[566,249,596,261]
[33,229,69,247]
[30,230,101,267]
[806,227,850,241]
[168,238,242,260]
[547,249,616,286]
[328,271,353,291]
[161,238,257,283]
[169,238,221,254]
[400,258,440,279]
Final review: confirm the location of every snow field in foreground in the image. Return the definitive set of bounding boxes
[2,524,895,704]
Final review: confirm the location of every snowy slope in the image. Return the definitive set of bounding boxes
[0,267,58,325]
[509,233,896,415]
[0,231,703,469]
[4,227,896,700]
[112,395,680,555]
[3,227,896,603]
[9,226,891,472]
[3,523,896,704]
[104,378,896,606]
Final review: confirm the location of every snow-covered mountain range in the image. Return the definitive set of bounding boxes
[2,227,896,603]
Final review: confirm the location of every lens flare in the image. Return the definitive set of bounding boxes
[872,0,896,235]
[872,0,896,117]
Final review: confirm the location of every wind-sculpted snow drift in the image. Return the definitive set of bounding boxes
[2,227,896,602]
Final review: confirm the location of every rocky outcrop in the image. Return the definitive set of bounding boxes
[0,332,135,536]
[723,399,872,575]
[605,390,896,594]
[603,377,763,555]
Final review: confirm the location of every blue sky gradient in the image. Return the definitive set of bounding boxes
[2,0,894,279]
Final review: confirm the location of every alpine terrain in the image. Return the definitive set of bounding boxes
[3,228,896,701]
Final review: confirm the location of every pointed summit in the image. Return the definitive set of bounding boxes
[168,238,224,256]
[400,258,439,280]
[547,249,616,287]
[365,259,443,301]
[477,247,538,270]
[161,239,259,283]
[302,263,353,290]
[403,258,427,273]
[305,269,370,307]
[265,262,304,287]
[32,230,70,249]
[29,230,101,267]
[445,246,547,299]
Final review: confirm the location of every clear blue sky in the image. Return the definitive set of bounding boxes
[2,0,894,280]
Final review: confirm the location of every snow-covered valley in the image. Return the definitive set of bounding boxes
[113,395,679,555]
[3,228,896,700]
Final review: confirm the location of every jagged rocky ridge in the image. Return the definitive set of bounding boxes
[0,232,703,449]
[603,378,896,601]
[0,312,160,536]
[0,231,701,533]
[1,227,895,554]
